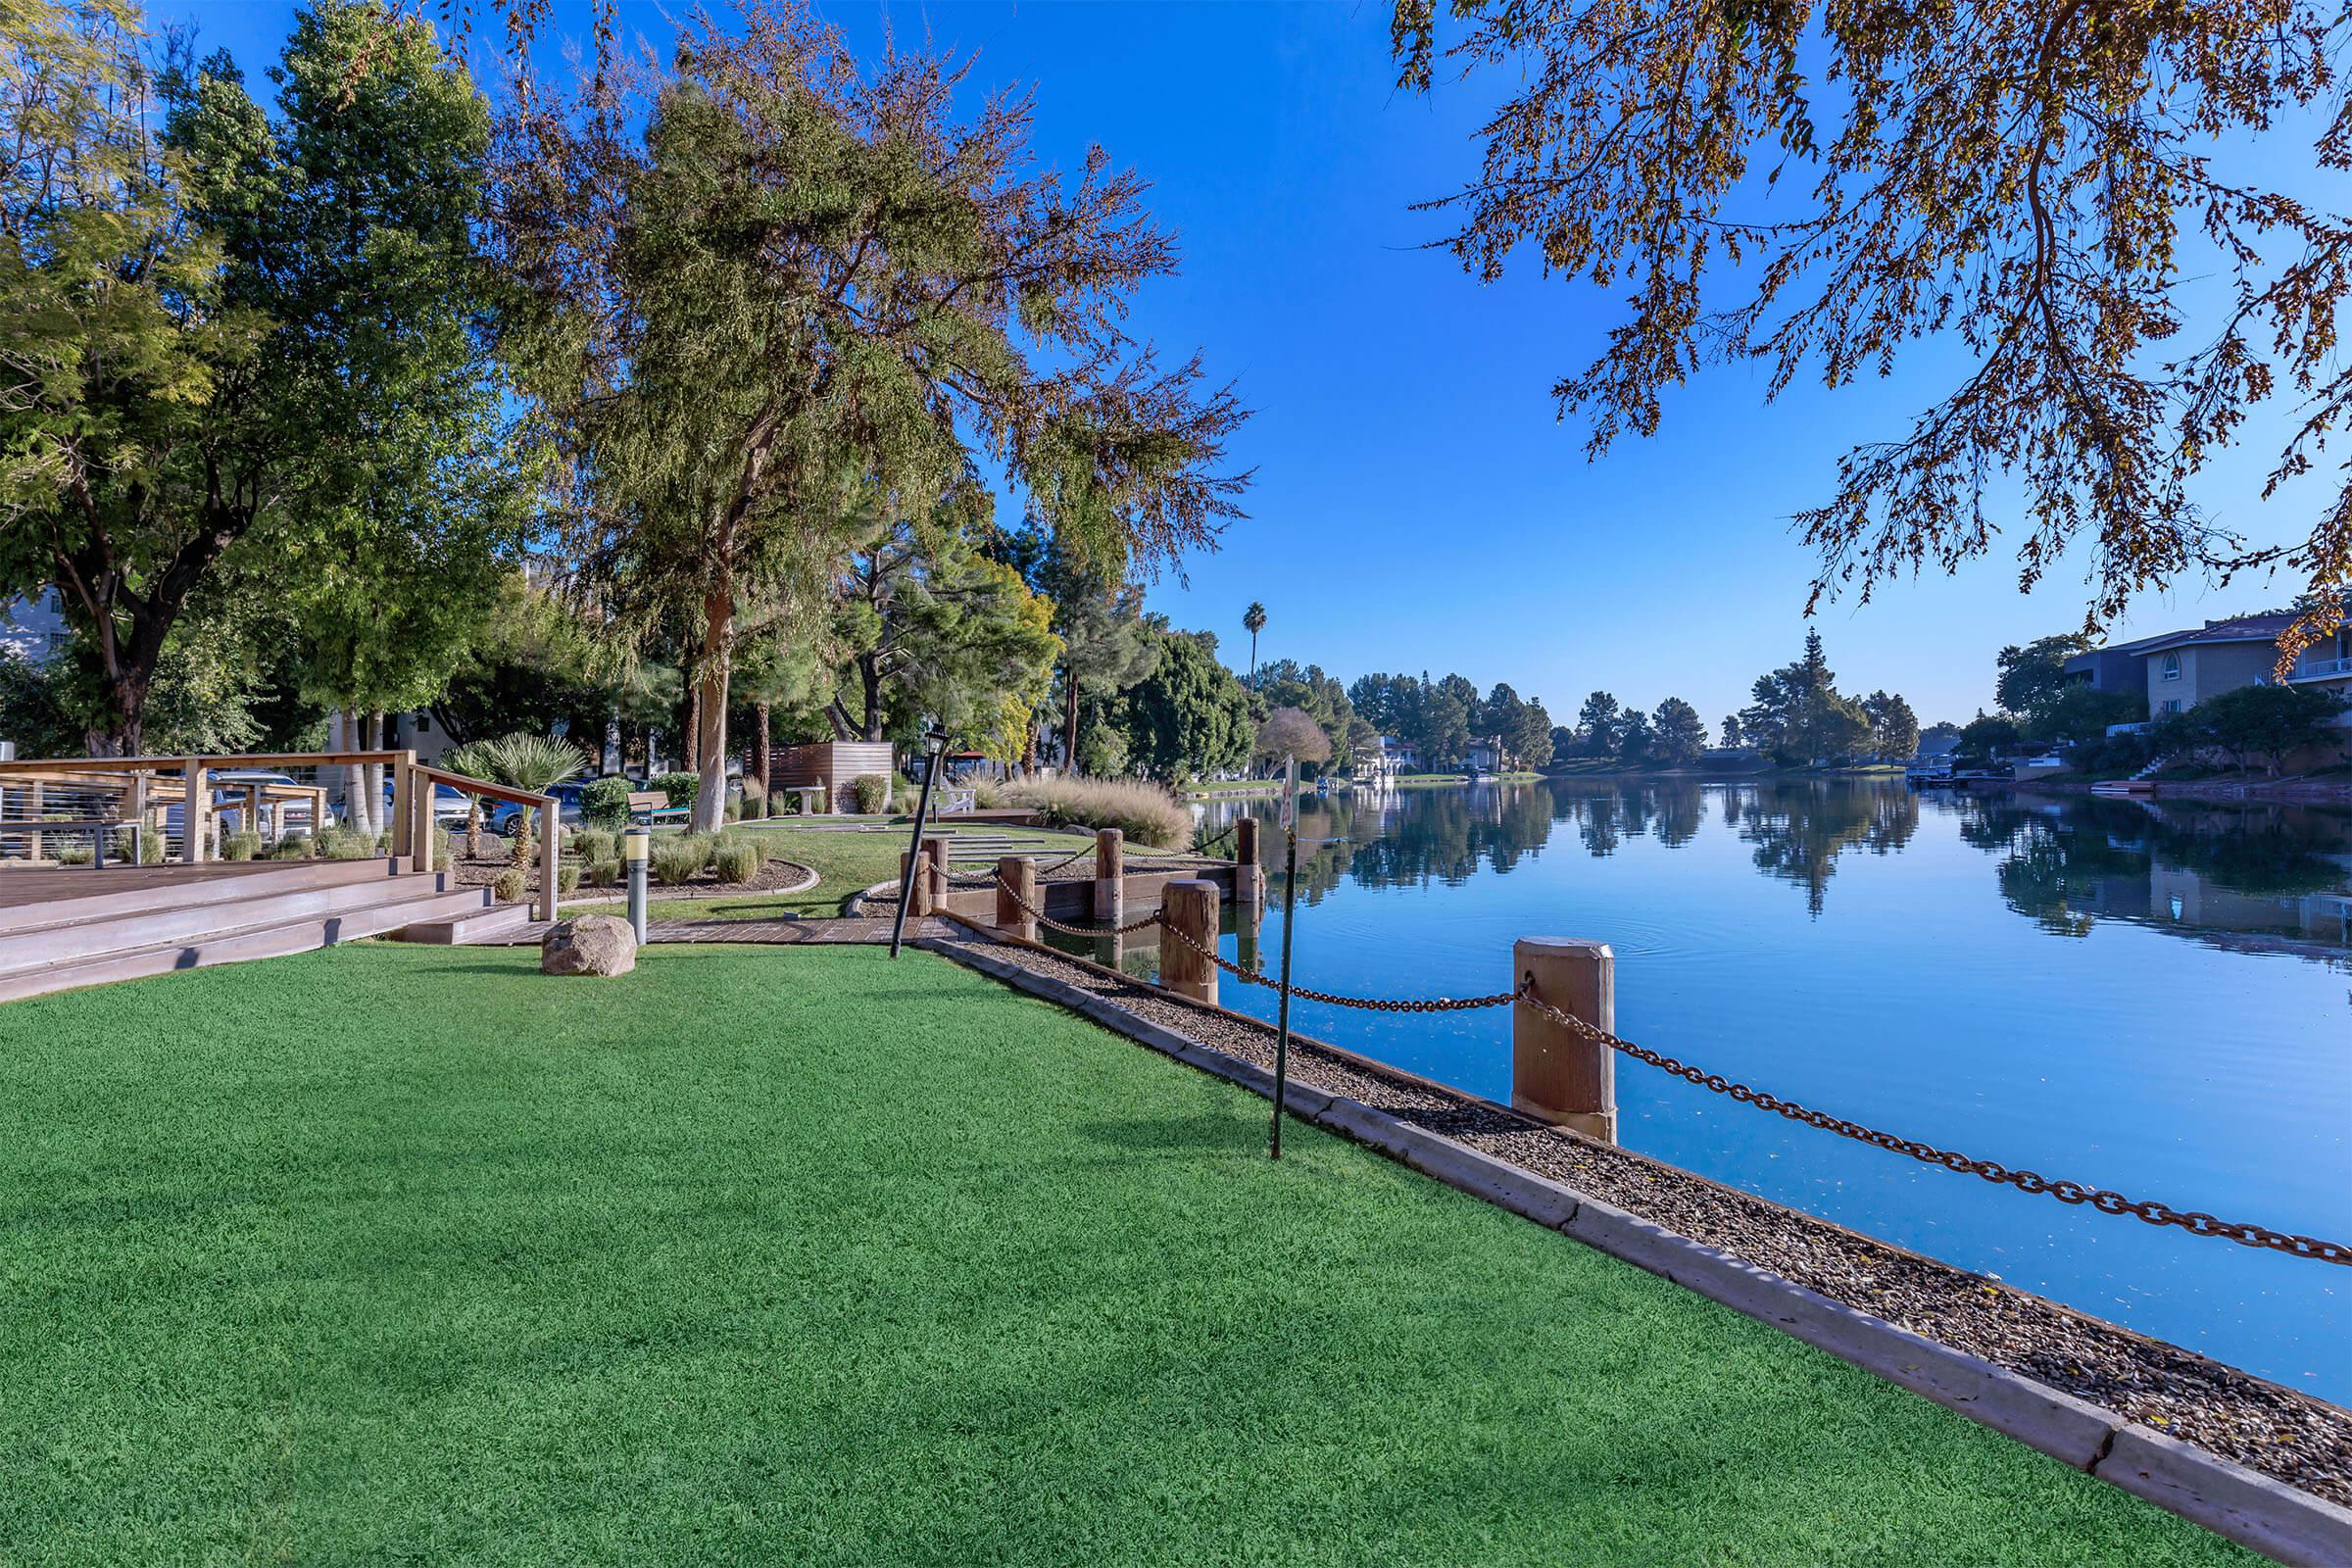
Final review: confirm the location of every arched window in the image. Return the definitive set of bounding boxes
[2161,652,2181,681]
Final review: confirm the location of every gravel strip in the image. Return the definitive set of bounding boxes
[941,927,2352,1509]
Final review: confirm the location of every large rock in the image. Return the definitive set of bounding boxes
[541,913,638,977]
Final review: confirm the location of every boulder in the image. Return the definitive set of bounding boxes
[541,913,638,977]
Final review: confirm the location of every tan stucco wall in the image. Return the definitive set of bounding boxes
[2146,640,2281,713]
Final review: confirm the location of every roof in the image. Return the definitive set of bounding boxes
[2122,612,2295,657]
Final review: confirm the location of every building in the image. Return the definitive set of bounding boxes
[2,591,71,664]
[1374,736,1418,775]
[1464,735,1507,773]
[2064,612,2352,719]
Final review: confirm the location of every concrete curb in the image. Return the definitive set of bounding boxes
[920,934,2352,1567]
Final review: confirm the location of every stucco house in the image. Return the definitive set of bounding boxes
[2,591,71,664]
[2064,612,2352,720]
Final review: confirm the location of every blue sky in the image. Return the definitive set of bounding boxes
[174,0,2328,727]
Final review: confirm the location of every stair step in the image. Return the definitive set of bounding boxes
[0,869,456,979]
[392,901,535,946]
[0,885,505,1004]
[0,857,406,936]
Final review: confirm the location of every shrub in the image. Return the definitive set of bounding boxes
[269,834,315,860]
[318,830,379,860]
[738,776,766,819]
[581,776,634,829]
[492,867,528,904]
[223,832,264,861]
[651,771,700,809]
[576,829,618,866]
[971,776,1004,809]
[53,842,93,866]
[556,862,581,897]
[587,858,619,888]
[710,838,762,884]
[1000,777,1191,850]
[850,773,893,813]
[651,834,712,886]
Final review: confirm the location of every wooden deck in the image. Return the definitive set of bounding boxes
[0,860,334,914]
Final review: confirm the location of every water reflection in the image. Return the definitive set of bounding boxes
[1200,780,2352,957]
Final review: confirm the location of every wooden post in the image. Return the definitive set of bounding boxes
[181,759,207,863]
[1511,938,1617,1143]
[411,769,435,875]
[1161,878,1220,1006]
[25,781,42,862]
[1234,816,1263,906]
[900,850,933,916]
[390,752,415,862]
[1094,827,1124,926]
[537,795,561,922]
[128,774,149,864]
[996,856,1037,942]
[921,834,951,908]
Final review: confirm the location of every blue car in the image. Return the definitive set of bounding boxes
[486,782,586,838]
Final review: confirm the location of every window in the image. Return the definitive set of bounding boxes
[415,714,432,735]
[2160,699,2182,715]
[2161,652,2181,681]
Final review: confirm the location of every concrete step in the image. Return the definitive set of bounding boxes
[0,884,505,1004]
[0,868,457,979]
[391,900,535,946]
[0,857,405,936]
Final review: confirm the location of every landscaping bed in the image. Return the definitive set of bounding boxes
[0,944,2243,1564]
[938,927,2352,1513]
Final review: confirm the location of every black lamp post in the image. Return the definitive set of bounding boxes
[889,724,951,958]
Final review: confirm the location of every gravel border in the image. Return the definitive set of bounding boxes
[928,916,2352,1515]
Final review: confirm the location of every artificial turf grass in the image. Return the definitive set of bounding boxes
[0,944,2249,1567]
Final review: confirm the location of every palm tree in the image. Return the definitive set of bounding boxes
[1243,602,1267,689]
[485,732,589,865]
[441,738,501,860]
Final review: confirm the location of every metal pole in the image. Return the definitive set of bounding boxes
[890,733,945,958]
[1271,821,1298,1160]
[623,826,649,944]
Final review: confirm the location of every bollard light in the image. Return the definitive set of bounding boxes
[623,826,651,944]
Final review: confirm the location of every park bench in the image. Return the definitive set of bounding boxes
[627,790,690,826]
[12,817,140,868]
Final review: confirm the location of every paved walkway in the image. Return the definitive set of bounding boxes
[486,915,941,946]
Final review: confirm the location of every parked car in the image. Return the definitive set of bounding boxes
[487,782,586,838]
[379,776,473,827]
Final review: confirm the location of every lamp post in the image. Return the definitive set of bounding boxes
[623,826,650,945]
[889,724,951,958]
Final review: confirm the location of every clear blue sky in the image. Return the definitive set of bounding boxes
[173,0,2326,727]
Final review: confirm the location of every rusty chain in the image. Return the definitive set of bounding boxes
[1514,984,2352,1266]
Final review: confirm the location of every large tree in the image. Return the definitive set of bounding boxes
[1995,634,2097,722]
[3,1,504,753]
[1861,690,1922,761]
[1741,631,1872,763]
[496,3,1249,830]
[1396,0,2352,662]
[1650,697,1707,768]
[1120,623,1253,782]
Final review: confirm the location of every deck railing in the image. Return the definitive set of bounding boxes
[0,752,561,922]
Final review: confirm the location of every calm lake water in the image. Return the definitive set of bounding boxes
[1059,779,2352,1401]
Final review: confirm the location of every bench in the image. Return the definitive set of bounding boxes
[627,790,690,826]
[10,817,139,868]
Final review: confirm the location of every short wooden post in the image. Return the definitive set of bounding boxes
[1236,897,1262,975]
[411,770,435,875]
[181,759,207,864]
[1233,815,1263,906]
[921,834,951,907]
[537,794,560,922]
[996,856,1037,942]
[25,781,42,862]
[901,851,933,915]
[1094,827,1124,927]
[1512,939,1617,1143]
[1161,878,1220,1006]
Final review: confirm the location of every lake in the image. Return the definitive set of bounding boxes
[1057,779,2352,1402]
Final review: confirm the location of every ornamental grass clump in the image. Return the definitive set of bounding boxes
[1000,777,1191,850]
[223,832,263,861]
[710,835,765,884]
[849,773,892,814]
[492,867,527,904]
[651,834,712,886]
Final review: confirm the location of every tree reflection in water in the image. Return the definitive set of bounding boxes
[1198,778,2351,954]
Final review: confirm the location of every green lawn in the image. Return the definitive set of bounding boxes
[0,945,2244,1565]
[580,821,1087,921]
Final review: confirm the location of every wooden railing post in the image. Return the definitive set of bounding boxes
[411,765,435,875]
[128,774,149,864]
[537,794,561,922]
[181,759,207,863]
[1162,878,1219,1005]
[25,781,42,863]
[1234,816,1263,906]
[1094,827,1124,927]
[390,751,416,863]
[901,850,933,916]
[996,856,1037,942]
[1511,939,1617,1143]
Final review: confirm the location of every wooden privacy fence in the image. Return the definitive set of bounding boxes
[0,752,562,922]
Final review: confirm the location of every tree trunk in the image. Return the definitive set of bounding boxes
[685,683,702,773]
[754,704,771,789]
[603,705,622,775]
[689,585,732,834]
[858,654,886,742]
[1061,664,1081,776]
